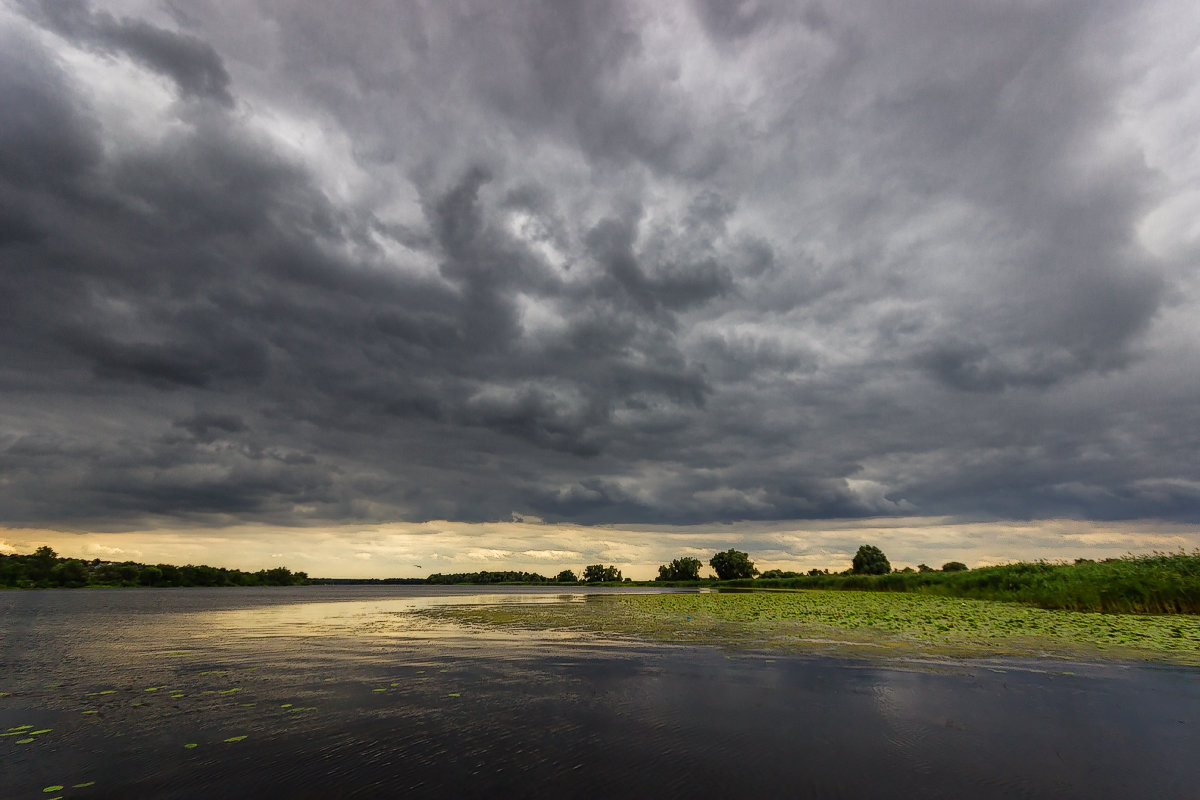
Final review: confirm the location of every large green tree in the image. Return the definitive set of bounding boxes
[851,545,891,575]
[657,557,703,581]
[709,549,758,580]
[582,564,621,583]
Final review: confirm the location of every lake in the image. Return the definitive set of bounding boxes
[2,586,1197,798]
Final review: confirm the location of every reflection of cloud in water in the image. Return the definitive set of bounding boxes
[199,591,596,643]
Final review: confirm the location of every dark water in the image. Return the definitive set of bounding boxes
[2,587,1197,799]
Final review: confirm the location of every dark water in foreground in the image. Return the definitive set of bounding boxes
[2,587,1197,799]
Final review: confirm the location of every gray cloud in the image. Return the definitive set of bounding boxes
[1,0,1198,531]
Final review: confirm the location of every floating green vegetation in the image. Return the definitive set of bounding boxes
[170,692,185,698]
[279,703,293,708]
[86,690,116,696]
[371,688,388,693]
[447,693,461,698]
[223,735,247,743]
[144,686,166,692]
[43,786,64,793]
[419,590,1200,665]
[30,728,52,735]
[81,710,98,715]
[218,688,241,694]
[183,743,198,749]
[73,781,96,788]
[15,737,35,744]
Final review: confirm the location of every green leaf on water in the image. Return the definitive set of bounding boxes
[81,710,98,715]
[448,693,461,697]
[43,789,64,795]
[73,781,96,787]
[16,737,35,744]
[223,735,247,743]
[184,743,198,749]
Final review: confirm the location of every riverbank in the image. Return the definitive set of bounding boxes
[415,589,1200,665]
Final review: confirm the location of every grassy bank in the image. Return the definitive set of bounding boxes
[417,589,1200,665]
[712,551,1200,614]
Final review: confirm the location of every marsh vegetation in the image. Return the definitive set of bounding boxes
[418,588,1200,665]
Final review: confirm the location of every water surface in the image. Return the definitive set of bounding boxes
[2,586,1197,799]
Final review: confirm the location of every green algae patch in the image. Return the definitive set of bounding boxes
[416,590,1200,665]
[16,737,35,744]
[447,693,461,698]
[223,735,247,743]
[218,688,241,694]
[73,781,96,788]
[183,743,198,749]
[43,786,64,793]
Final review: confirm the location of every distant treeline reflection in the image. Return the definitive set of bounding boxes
[1,546,308,588]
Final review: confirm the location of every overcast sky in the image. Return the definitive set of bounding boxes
[3,0,1199,575]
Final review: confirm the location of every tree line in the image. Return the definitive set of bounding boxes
[426,565,626,585]
[653,545,968,582]
[0,547,308,588]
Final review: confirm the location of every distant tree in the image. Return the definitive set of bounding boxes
[942,561,969,572]
[262,566,295,586]
[139,565,163,586]
[917,563,934,573]
[851,545,890,575]
[51,559,88,587]
[28,546,58,584]
[807,568,828,576]
[657,557,703,581]
[555,569,578,583]
[709,549,758,580]
[582,564,621,583]
[899,566,915,573]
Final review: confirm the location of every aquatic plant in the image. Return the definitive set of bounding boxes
[418,589,1200,665]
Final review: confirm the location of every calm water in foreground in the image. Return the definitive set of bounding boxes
[2,586,1197,799]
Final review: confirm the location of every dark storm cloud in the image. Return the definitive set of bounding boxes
[1,0,1198,530]
[21,0,233,104]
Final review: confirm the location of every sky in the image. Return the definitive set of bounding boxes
[2,0,1199,579]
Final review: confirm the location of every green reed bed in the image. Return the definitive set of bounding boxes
[728,551,1200,614]
[418,589,1200,665]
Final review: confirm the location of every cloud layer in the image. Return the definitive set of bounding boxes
[3,0,1199,532]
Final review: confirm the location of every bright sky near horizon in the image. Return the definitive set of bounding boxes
[3,0,1200,577]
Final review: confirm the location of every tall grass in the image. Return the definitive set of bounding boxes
[726,550,1200,614]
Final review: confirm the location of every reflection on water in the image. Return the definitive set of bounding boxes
[201,590,593,640]
[2,586,1198,799]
